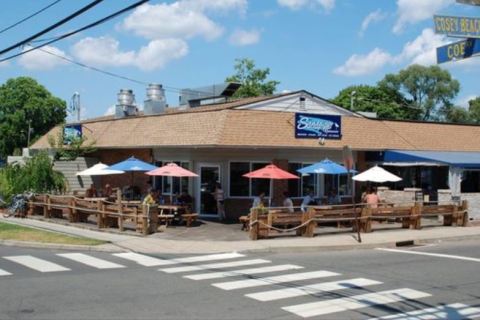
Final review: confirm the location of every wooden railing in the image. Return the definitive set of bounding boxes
[28,194,158,235]
[248,201,469,240]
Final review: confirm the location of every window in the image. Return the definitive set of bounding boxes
[287,163,316,198]
[229,161,269,197]
[461,170,480,193]
[153,161,190,195]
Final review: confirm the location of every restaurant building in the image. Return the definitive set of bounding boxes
[31,85,480,220]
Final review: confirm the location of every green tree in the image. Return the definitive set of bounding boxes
[0,152,66,203]
[225,58,280,98]
[378,65,460,121]
[332,85,413,119]
[0,77,66,159]
[443,104,470,123]
[469,97,480,124]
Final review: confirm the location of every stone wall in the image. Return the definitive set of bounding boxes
[376,187,421,206]
[438,189,480,220]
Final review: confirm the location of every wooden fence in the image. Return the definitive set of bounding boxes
[248,201,469,240]
[28,194,158,235]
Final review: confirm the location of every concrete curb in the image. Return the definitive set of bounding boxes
[0,240,126,252]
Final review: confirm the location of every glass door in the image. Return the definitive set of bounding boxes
[198,164,220,216]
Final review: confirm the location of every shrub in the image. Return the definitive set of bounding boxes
[0,152,66,203]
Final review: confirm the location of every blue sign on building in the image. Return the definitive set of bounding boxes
[295,113,341,139]
[437,38,480,63]
[63,124,82,145]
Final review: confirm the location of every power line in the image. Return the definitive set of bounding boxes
[0,0,148,64]
[0,0,104,56]
[37,47,149,86]
[0,0,63,35]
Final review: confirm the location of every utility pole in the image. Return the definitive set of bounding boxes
[27,120,32,147]
[350,90,356,111]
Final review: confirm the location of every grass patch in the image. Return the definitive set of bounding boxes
[0,222,107,245]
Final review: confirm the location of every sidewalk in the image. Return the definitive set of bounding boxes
[1,216,480,254]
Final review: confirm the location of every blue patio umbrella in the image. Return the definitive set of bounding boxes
[297,159,351,175]
[107,157,157,191]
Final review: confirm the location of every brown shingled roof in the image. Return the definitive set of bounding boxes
[32,106,480,152]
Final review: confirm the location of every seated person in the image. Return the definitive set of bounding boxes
[282,191,294,213]
[142,190,157,206]
[252,192,266,209]
[177,190,193,206]
[327,189,341,205]
[85,184,97,198]
[301,191,317,212]
[102,184,113,198]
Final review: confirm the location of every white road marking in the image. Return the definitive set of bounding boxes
[184,264,304,281]
[160,259,270,273]
[212,270,339,291]
[173,252,245,263]
[282,288,431,318]
[57,253,125,269]
[113,252,174,266]
[4,255,70,273]
[0,268,12,276]
[246,278,382,301]
[369,303,480,320]
[376,248,480,263]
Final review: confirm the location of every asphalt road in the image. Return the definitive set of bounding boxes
[0,240,479,320]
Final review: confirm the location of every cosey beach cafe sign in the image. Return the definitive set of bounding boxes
[295,113,341,139]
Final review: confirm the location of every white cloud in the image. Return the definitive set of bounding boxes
[121,2,225,41]
[18,45,69,70]
[71,36,188,72]
[72,36,135,67]
[393,0,454,34]
[359,9,387,37]
[135,39,188,71]
[333,48,393,76]
[0,61,9,68]
[397,28,449,65]
[277,0,335,12]
[229,29,261,46]
[334,28,454,76]
[457,95,478,109]
[104,105,115,116]
[180,0,247,15]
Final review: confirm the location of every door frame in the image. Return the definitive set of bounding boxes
[196,162,221,217]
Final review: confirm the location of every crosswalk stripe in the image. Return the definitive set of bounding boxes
[184,264,304,281]
[0,268,12,276]
[113,252,175,266]
[57,253,125,269]
[369,302,480,320]
[160,259,270,274]
[282,288,431,318]
[246,278,382,301]
[172,252,245,263]
[212,270,340,291]
[4,255,70,273]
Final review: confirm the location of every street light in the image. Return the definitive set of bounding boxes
[350,90,356,111]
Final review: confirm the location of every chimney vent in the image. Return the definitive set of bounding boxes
[115,89,138,118]
[144,83,166,115]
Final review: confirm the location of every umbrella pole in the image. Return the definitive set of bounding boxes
[351,172,361,243]
[269,179,273,207]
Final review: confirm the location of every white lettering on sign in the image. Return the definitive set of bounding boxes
[297,116,338,135]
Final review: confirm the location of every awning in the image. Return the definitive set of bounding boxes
[384,150,480,168]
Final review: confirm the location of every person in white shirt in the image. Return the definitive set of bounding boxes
[282,191,294,213]
[252,191,266,209]
[301,190,317,212]
[213,182,225,220]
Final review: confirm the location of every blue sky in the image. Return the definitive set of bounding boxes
[0,0,478,120]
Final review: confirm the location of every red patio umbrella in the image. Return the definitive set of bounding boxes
[243,164,299,207]
[146,163,198,203]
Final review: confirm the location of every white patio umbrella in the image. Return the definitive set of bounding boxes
[76,163,124,176]
[352,165,402,183]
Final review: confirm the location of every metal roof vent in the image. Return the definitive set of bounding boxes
[115,89,138,118]
[299,96,306,110]
[144,84,166,115]
[179,82,241,107]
